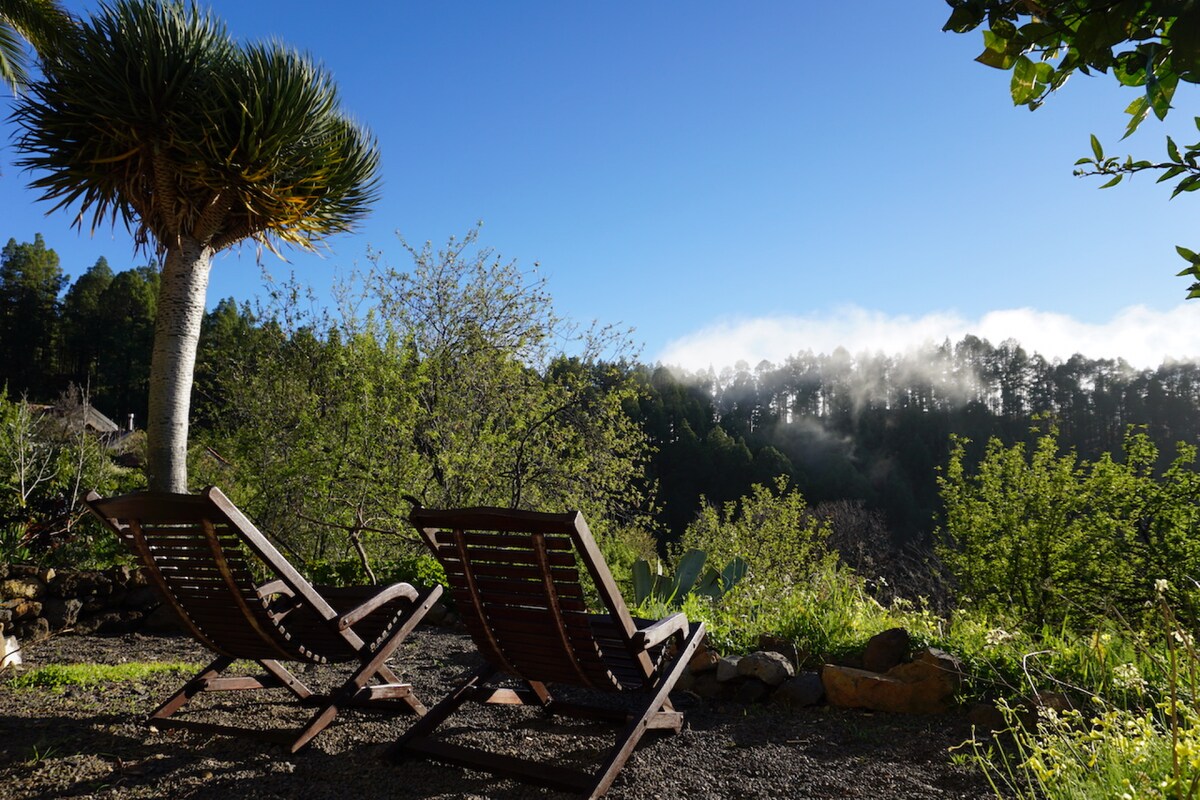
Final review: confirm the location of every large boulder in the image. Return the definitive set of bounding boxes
[822,648,962,714]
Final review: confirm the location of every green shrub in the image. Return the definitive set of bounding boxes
[938,427,1200,629]
[676,475,829,592]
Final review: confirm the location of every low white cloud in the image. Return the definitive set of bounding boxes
[656,304,1200,372]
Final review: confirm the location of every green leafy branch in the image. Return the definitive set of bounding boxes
[1073,129,1200,296]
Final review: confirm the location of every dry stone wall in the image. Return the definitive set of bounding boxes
[0,562,169,645]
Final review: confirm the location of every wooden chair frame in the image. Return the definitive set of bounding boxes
[86,486,442,753]
[390,506,706,798]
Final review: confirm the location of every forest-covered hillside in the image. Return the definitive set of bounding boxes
[5,232,1200,548]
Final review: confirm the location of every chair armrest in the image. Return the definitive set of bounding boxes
[631,612,689,651]
[256,579,304,618]
[256,579,293,598]
[336,582,419,631]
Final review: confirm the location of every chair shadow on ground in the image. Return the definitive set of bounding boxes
[0,705,588,800]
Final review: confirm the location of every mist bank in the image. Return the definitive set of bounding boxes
[657,304,1200,373]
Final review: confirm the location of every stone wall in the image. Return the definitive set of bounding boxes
[0,562,167,645]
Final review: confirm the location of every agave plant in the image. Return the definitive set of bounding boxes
[632,549,748,608]
[12,0,379,491]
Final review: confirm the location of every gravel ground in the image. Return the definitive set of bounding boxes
[0,628,996,799]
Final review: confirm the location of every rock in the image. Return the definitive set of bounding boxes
[0,576,45,600]
[75,611,125,635]
[688,642,720,674]
[38,567,55,584]
[109,565,134,588]
[890,648,962,687]
[772,671,830,710]
[757,634,801,670]
[141,604,185,634]
[862,627,910,673]
[42,598,82,630]
[969,701,1038,733]
[822,648,962,714]
[0,563,8,580]
[773,672,825,708]
[16,616,50,643]
[690,672,727,699]
[968,702,1010,733]
[0,607,10,625]
[733,678,771,704]
[81,597,108,614]
[122,586,159,611]
[3,598,41,621]
[716,656,741,683]
[738,651,795,686]
[674,669,696,693]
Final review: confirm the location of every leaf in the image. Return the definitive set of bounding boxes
[1091,134,1104,161]
[1099,174,1123,188]
[1172,174,1200,197]
[977,30,1017,70]
[943,4,984,34]
[977,47,1016,70]
[1011,56,1037,104]
[693,567,721,598]
[1123,96,1151,138]
[673,549,709,600]
[720,556,749,592]
[1157,165,1187,183]
[1176,245,1199,263]
[1147,72,1179,121]
[1168,136,1182,163]
[631,558,653,605]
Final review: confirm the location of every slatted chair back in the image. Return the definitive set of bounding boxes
[87,488,354,664]
[410,507,655,691]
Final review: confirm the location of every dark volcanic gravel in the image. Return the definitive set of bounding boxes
[0,628,995,799]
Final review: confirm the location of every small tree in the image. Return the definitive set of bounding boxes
[12,0,378,491]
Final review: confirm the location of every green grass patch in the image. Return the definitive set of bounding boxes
[8,661,202,691]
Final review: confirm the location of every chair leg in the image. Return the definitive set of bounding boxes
[148,655,233,725]
[586,622,707,799]
[386,663,497,761]
[290,585,444,752]
[259,659,314,699]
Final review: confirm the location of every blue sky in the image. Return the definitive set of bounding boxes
[3,1,1200,369]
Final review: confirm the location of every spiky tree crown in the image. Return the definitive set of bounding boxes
[12,0,379,256]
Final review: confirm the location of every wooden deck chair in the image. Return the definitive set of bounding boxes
[84,486,443,753]
[390,506,706,799]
